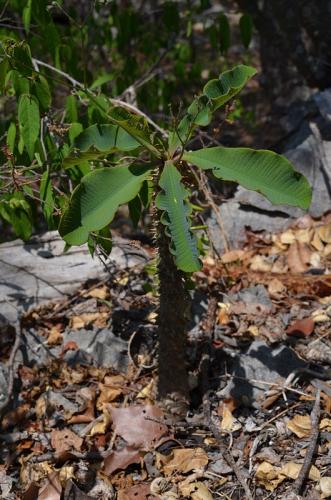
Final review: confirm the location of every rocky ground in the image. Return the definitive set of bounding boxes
[0,212,331,499]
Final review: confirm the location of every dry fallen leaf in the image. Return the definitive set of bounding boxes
[51,428,83,456]
[220,405,242,433]
[159,447,208,475]
[286,318,315,338]
[90,408,111,436]
[221,249,245,264]
[287,241,311,273]
[103,447,142,476]
[37,472,62,500]
[69,312,109,329]
[320,476,331,499]
[117,483,151,500]
[179,481,213,500]
[109,405,168,449]
[217,303,230,325]
[97,384,123,409]
[85,285,109,300]
[250,255,273,273]
[317,223,331,244]
[47,326,63,346]
[281,461,320,481]
[268,278,286,299]
[287,415,311,438]
[255,461,285,492]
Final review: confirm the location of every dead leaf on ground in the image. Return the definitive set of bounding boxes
[219,405,242,433]
[37,472,62,500]
[281,461,320,481]
[158,447,209,475]
[179,481,213,499]
[317,223,331,244]
[117,483,152,500]
[47,326,63,346]
[286,318,315,338]
[51,428,83,457]
[85,285,109,300]
[109,405,168,449]
[221,249,245,264]
[287,241,311,273]
[69,312,109,329]
[320,476,331,499]
[250,255,273,273]
[103,447,142,476]
[90,408,111,436]
[255,461,284,492]
[268,278,286,299]
[287,415,311,438]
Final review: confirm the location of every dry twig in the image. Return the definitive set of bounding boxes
[293,386,321,494]
[0,319,23,419]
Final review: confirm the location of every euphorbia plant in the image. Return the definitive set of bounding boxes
[58,65,311,401]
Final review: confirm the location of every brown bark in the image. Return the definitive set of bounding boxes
[157,222,190,399]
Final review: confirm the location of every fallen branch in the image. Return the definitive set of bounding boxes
[0,319,23,420]
[293,386,321,495]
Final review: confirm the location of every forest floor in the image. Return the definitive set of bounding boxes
[1,213,331,500]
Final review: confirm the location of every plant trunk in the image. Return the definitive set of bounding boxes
[157,222,191,400]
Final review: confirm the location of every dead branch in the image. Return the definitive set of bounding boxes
[293,386,321,494]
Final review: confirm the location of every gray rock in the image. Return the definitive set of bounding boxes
[220,340,306,408]
[208,89,331,252]
[0,231,149,325]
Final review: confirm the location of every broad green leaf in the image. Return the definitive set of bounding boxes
[0,193,32,241]
[183,147,312,210]
[168,65,256,154]
[156,162,201,273]
[59,165,150,245]
[68,122,83,144]
[203,64,256,110]
[63,124,141,167]
[40,171,54,225]
[108,107,161,157]
[240,14,253,48]
[18,94,40,160]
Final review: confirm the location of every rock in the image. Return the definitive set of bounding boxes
[0,231,149,325]
[19,327,128,372]
[219,340,306,408]
[208,89,331,252]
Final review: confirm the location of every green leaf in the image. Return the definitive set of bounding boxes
[0,58,8,92]
[32,75,51,110]
[108,107,161,157]
[65,95,78,122]
[203,64,256,110]
[183,147,312,210]
[6,122,16,153]
[23,0,33,33]
[239,13,253,48]
[89,73,113,90]
[128,195,142,228]
[59,165,150,245]
[18,94,40,160]
[0,193,32,241]
[219,14,230,53]
[63,124,141,167]
[156,162,201,273]
[168,65,256,154]
[40,171,54,226]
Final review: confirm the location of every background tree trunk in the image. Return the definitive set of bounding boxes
[237,0,331,96]
[157,223,190,400]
